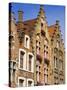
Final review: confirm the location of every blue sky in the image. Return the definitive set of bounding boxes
[10,3,65,41]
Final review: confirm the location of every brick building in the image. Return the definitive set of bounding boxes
[9,5,65,87]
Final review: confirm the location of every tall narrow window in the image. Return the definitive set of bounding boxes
[36,60,41,82]
[19,49,26,70]
[26,37,28,48]
[27,53,34,72]
[29,55,32,71]
[56,58,58,68]
[44,74,48,84]
[44,51,47,58]
[54,56,58,68]
[57,41,60,48]
[9,61,16,84]
[36,40,40,55]
[12,70,15,82]
[25,35,30,49]
[59,60,63,70]
[54,57,56,68]
[20,51,25,69]
[44,64,48,84]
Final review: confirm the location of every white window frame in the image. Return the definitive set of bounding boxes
[18,77,26,87]
[24,35,30,49]
[27,52,34,72]
[9,60,16,83]
[27,78,34,87]
[19,49,26,70]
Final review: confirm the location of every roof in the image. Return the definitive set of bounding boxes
[17,18,37,33]
[17,18,57,37]
[48,25,56,37]
[23,18,37,32]
[23,18,37,26]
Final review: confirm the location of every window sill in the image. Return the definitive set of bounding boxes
[19,68,34,73]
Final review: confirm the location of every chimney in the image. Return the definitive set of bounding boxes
[56,20,59,25]
[40,5,44,11]
[18,10,23,22]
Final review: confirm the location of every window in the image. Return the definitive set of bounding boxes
[57,41,60,48]
[51,39,53,45]
[36,35,40,40]
[36,40,40,55]
[19,49,26,70]
[9,61,16,83]
[44,64,48,84]
[9,32,15,50]
[36,60,41,82]
[26,37,28,47]
[44,51,47,58]
[18,77,25,87]
[36,71,39,82]
[9,61,13,69]
[36,47,40,55]
[36,40,39,47]
[41,23,43,27]
[29,55,32,71]
[20,51,25,69]
[27,53,34,72]
[9,61,16,70]
[12,70,15,82]
[24,35,30,49]
[54,57,58,68]
[28,81,32,86]
[44,39,48,45]
[13,62,16,69]
[54,76,58,85]
[44,74,48,84]
[19,79,24,87]
[59,60,63,70]
[27,79,34,87]
[60,78,63,84]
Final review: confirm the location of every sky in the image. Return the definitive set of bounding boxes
[9,3,65,41]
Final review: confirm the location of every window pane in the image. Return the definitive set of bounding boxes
[29,55,32,71]
[20,51,25,68]
[19,79,24,87]
[28,81,32,86]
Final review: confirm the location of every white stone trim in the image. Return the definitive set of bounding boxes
[18,77,26,87]
[27,78,34,87]
[19,49,26,70]
[27,52,34,72]
[9,60,17,63]
[24,35,30,49]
